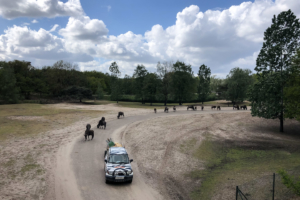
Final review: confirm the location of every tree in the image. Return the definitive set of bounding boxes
[133,65,148,104]
[122,74,134,95]
[96,83,104,100]
[143,73,159,106]
[0,62,19,103]
[157,61,173,106]
[109,62,122,103]
[171,61,195,105]
[284,49,300,121]
[197,64,211,104]
[61,86,92,102]
[226,67,253,103]
[249,9,300,132]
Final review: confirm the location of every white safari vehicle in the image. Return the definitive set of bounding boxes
[104,139,133,184]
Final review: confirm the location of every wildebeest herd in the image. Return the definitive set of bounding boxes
[84,111,125,141]
[154,104,248,113]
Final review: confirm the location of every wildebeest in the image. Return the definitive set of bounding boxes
[211,106,216,110]
[97,117,106,129]
[195,106,197,110]
[187,105,196,110]
[233,105,240,110]
[118,112,124,119]
[154,108,157,113]
[241,105,247,110]
[201,106,204,111]
[173,106,176,112]
[164,107,169,113]
[217,106,221,110]
[84,124,94,141]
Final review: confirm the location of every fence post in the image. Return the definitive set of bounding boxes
[272,173,275,200]
[236,186,238,200]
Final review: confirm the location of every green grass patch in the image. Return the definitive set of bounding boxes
[20,164,40,176]
[188,139,300,200]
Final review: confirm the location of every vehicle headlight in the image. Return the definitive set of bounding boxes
[106,170,113,175]
[127,170,132,175]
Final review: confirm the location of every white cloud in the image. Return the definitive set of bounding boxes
[0,0,84,19]
[0,25,92,66]
[59,16,108,42]
[107,6,111,12]
[1,0,300,76]
[49,24,59,32]
[31,19,38,23]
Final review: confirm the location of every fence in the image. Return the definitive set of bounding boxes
[236,169,300,200]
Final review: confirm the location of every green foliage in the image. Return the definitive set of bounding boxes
[143,73,159,105]
[60,86,92,102]
[96,83,104,100]
[109,62,122,102]
[171,61,195,105]
[133,64,148,103]
[122,74,134,95]
[284,49,300,121]
[226,67,253,103]
[157,62,173,105]
[250,10,300,131]
[278,169,300,196]
[0,62,19,103]
[197,64,211,103]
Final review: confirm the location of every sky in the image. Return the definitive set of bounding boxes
[0,0,300,77]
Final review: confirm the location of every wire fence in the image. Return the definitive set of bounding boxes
[236,167,300,200]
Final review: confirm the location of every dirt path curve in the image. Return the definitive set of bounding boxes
[56,109,249,200]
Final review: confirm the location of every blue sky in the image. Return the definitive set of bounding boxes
[0,0,299,77]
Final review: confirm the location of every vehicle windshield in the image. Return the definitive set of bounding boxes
[108,154,129,164]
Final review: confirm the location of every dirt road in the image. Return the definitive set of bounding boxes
[56,109,249,200]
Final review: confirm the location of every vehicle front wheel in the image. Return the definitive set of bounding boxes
[128,180,132,184]
[105,179,109,184]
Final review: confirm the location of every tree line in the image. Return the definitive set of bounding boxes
[0,59,256,106]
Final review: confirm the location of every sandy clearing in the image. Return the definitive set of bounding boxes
[124,112,300,200]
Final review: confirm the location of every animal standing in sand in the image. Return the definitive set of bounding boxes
[233,105,240,110]
[187,105,196,110]
[241,105,247,110]
[164,107,169,113]
[118,112,124,119]
[154,108,157,113]
[97,117,106,129]
[201,106,204,111]
[173,106,176,112]
[217,106,221,110]
[211,106,216,110]
[84,124,94,141]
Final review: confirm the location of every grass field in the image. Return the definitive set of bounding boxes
[187,135,300,199]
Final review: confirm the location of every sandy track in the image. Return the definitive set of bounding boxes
[56,108,246,200]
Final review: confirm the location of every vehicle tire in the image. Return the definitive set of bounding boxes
[105,179,109,184]
[104,150,107,158]
[128,180,132,184]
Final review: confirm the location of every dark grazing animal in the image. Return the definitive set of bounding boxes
[201,106,204,111]
[173,106,176,112]
[211,106,216,110]
[187,105,195,110]
[241,105,247,110]
[164,107,169,113]
[86,124,91,130]
[118,112,124,119]
[233,105,240,110]
[217,106,221,110]
[154,108,157,113]
[84,124,94,141]
[97,117,106,129]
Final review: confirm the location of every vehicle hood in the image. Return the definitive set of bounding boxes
[106,163,132,172]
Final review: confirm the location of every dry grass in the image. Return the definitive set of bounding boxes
[0,103,105,142]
